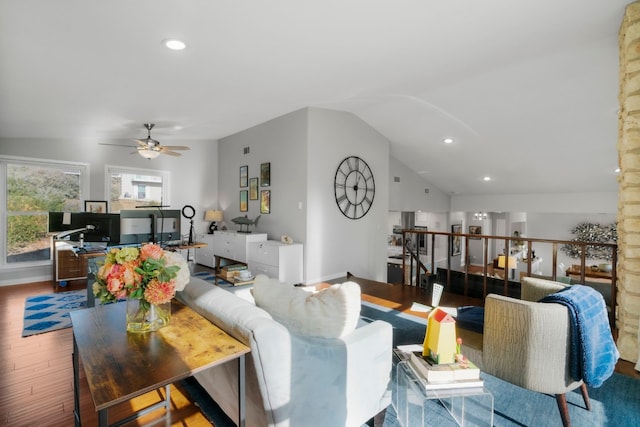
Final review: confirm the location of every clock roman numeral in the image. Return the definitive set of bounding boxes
[344,201,353,216]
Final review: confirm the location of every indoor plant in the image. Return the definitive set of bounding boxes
[93,243,189,332]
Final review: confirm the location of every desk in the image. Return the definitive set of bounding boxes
[71,300,250,427]
[565,264,613,280]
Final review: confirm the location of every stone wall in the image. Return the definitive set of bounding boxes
[617,1,640,363]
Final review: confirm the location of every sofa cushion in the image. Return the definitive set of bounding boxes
[252,274,361,338]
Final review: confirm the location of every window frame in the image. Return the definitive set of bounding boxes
[105,165,170,213]
[0,155,90,269]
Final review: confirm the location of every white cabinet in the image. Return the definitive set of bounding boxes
[247,240,303,285]
[211,231,267,264]
[194,233,216,268]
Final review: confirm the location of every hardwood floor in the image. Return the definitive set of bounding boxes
[1,281,214,427]
[1,269,638,426]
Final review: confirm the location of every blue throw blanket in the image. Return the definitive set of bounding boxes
[540,285,619,387]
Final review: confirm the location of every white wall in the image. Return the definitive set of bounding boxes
[218,109,308,244]
[466,213,492,266]
[306,108,390,283]
[451,192,618,214]
[389,156,450,212]
[0,137,218,285]
[217,107,391,284]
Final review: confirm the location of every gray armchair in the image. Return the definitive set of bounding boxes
[481,277,591,427]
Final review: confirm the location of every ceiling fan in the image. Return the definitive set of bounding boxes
[100,123,190,159]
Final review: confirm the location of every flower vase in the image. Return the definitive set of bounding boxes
[126,298,171,333]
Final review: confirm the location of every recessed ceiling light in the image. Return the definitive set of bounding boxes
[615,167,621,173]
[482,176,492,181]
[163,39,186,50]
[443,138,454,144]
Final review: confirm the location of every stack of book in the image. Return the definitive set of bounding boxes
[407,351,483,390]
[219,264,248,281]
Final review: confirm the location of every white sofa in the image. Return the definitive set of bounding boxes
[176,276,393,427]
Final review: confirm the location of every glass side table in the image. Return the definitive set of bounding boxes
[393,361,494,427]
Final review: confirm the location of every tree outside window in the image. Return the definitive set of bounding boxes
[4,160,85,264]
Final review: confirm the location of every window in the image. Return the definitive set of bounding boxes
[137,184,147,199]
[106,166,169,213]
[0,156,88,266]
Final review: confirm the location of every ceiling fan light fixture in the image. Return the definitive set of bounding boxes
[163,39,186,50]
[138,149,161,159]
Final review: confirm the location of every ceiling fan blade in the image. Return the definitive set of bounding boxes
[161,145,190,150]
[100,142,138,148]
[159,149,182,156]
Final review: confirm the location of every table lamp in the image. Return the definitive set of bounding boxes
[204,210,223,234]
[498,255,517,280]
[497,255,517,270]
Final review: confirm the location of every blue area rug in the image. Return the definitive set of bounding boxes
[22,289,87,337]
[180,295,640,427]
[192,270,233,286]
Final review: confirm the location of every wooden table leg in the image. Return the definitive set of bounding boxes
[73,336,81,426]
[238,354,245,427]
[98,409,108,426]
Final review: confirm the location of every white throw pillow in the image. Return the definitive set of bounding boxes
[252,274,361,338]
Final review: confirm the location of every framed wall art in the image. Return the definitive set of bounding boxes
[240,190,248,212]
[240,165,248,187]
[260,190,271,214]
[85,200,108,213]
[469,225,482,240]
[249,177,259,200]
[451,224,462,256]
[260,162,270,187]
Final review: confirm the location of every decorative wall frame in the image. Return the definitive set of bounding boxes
[249,177,258,200]
[451,224,462,256]
[85,200,108,213]
[469,225,482,239]
[240,165,248,187]
[260,162,270,187]
[260,190,271,214]
[240,190,248,212]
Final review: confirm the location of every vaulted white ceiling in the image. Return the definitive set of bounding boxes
[0,0,629,195]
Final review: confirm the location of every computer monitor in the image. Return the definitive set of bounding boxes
[119,209,181,246]
[48,212,120,245]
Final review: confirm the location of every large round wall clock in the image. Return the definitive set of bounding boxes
[334,156,375,219]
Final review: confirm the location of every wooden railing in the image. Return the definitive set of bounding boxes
[400,229,618,325]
